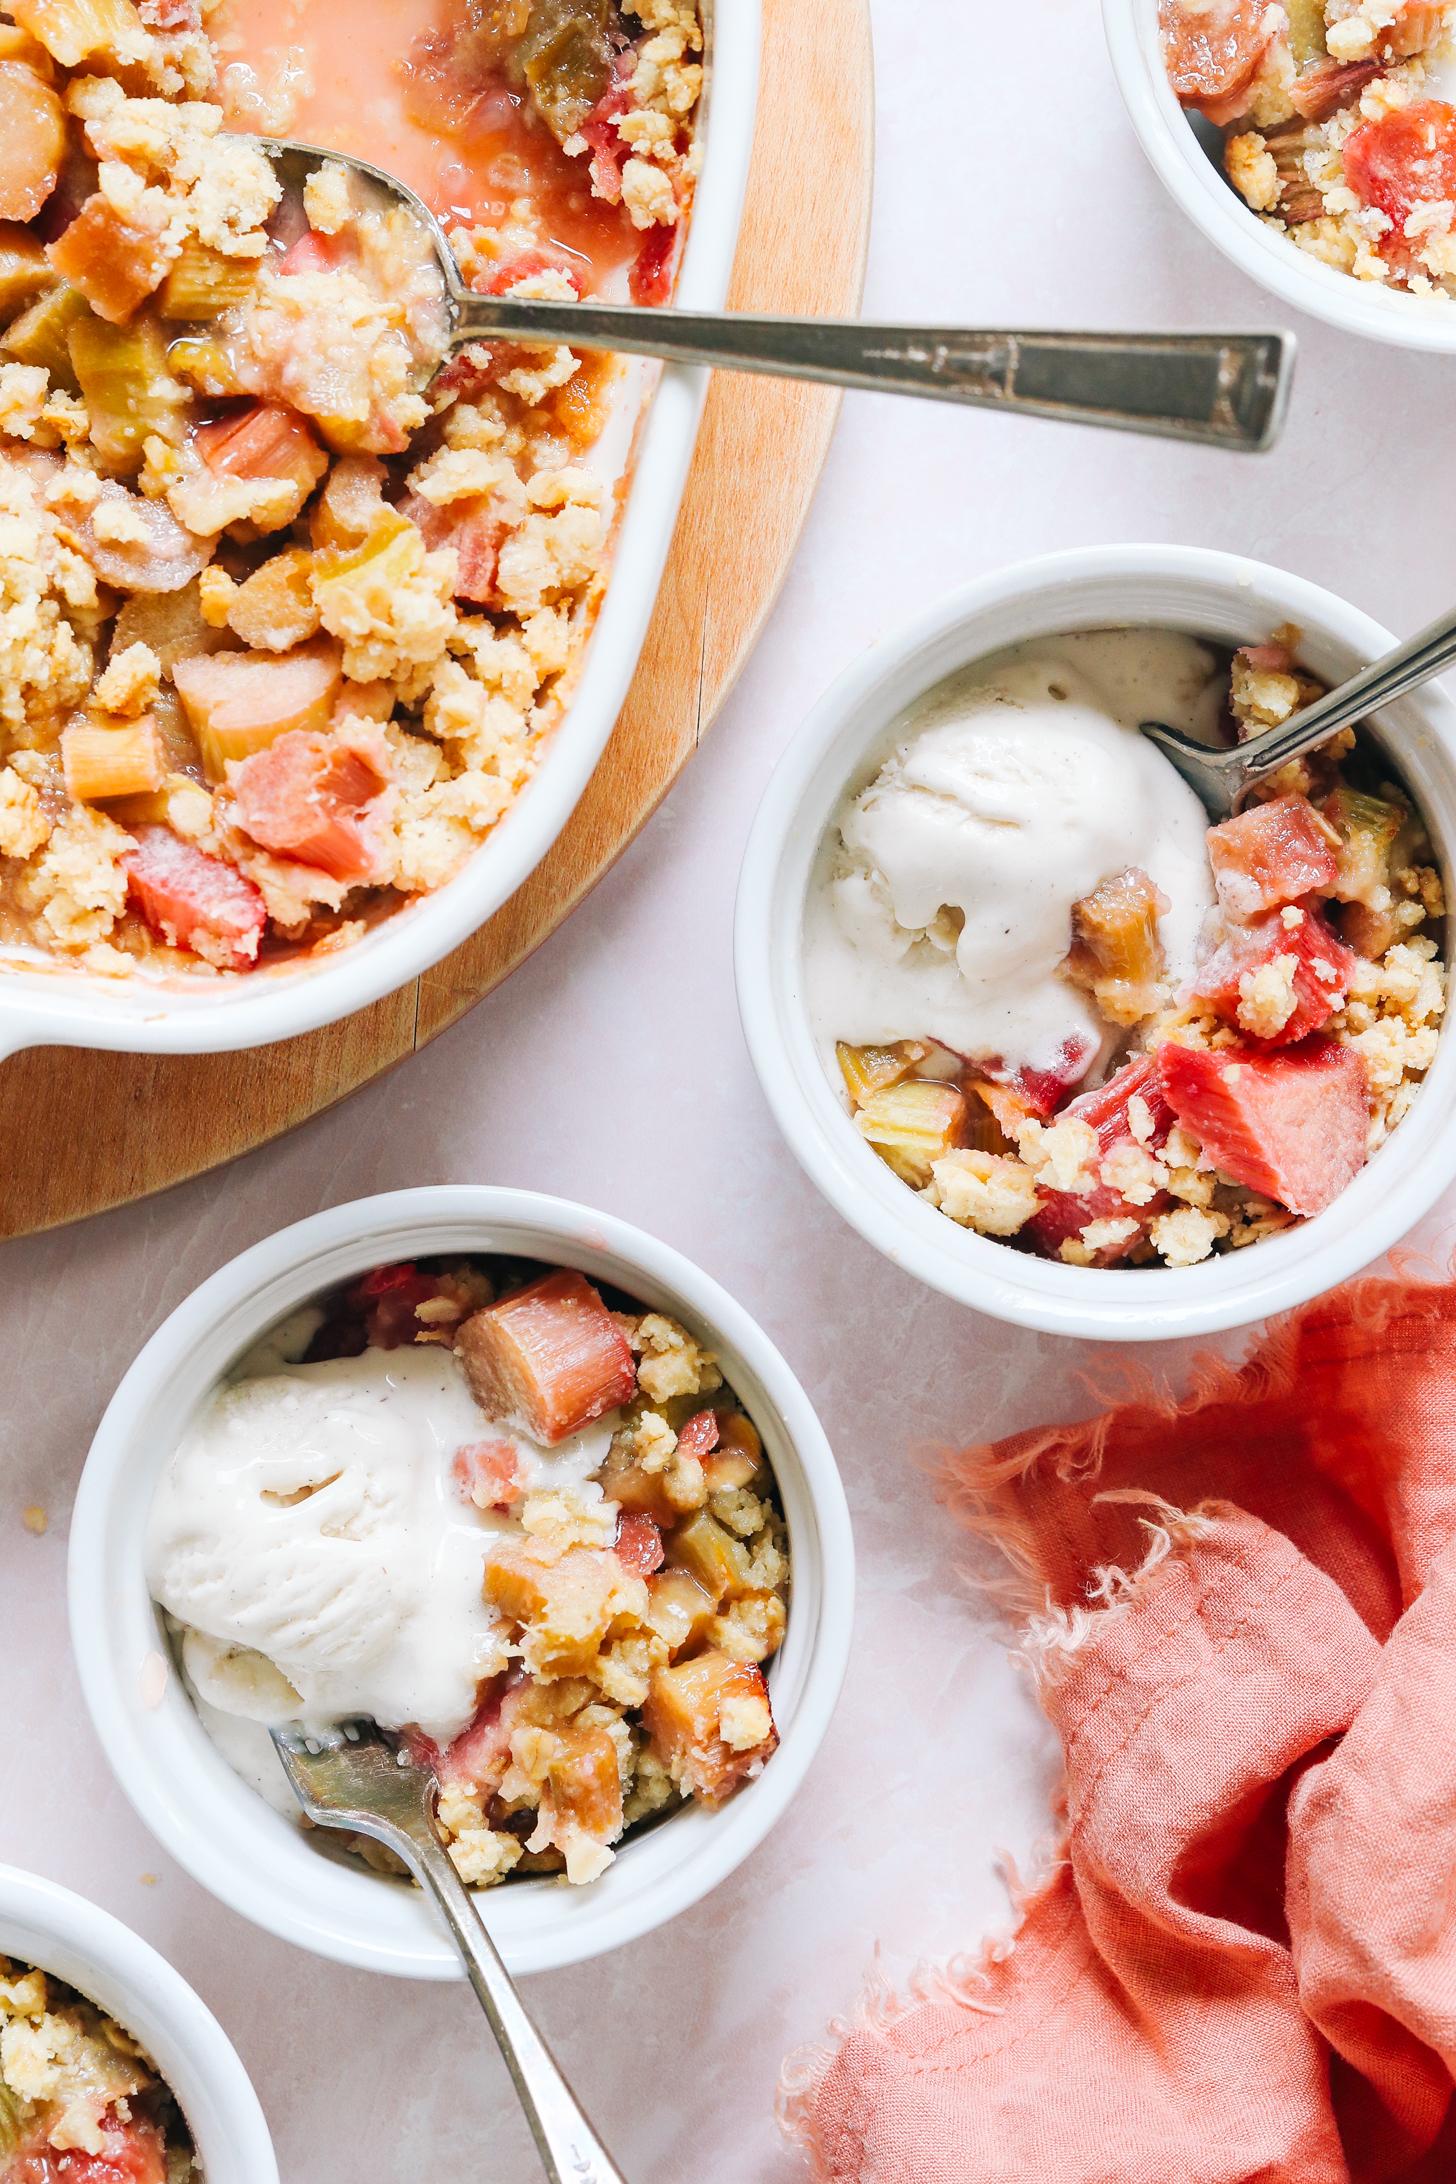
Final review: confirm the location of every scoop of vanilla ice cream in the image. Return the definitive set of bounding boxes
[806,640,1218,1073]
[147,1344,613,1743]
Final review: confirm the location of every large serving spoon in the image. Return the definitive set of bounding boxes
[1142,604,1456,819]
[260,141,1294,452]
[272,1719,626,2184]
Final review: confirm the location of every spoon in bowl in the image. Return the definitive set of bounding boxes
[271,1718,627,2184]
[1141,602,1456,820]
[260,140,1294,452]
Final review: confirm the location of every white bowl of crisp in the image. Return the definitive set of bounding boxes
[68,1188,854,1980]
[1103,0,1456,350]
[735,544,1456,1343]
[0,1864,277,2182]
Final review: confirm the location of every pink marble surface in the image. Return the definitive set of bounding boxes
[6,2,1456,2175]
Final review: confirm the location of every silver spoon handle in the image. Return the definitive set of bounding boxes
[395,1820,626,2184]
[1240,602,1456,790]
[452,301,1292,449]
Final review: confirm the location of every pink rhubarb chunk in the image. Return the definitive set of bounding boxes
[456,1271,638,1446]
[123,824,266,970]
[1156,1037,1369,1218]
[1207,794,1339,920]
[614,1511,666,1578]
[1196,903,1356,1047]
[452,1439,524,1512]
[228,726,392,882]
[1024,1053,1176,1265]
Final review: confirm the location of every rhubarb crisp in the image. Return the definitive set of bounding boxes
[0,0,702,978]
[810,630,1447,1269]
[0,1957,198,2180]
[147,1257,790,1890]
[1160,0,1456,295]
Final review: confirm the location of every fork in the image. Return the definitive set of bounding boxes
[271,1720,627,2184]
[1141,600,1456,820]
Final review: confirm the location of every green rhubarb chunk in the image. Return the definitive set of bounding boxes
[518,0,613,143]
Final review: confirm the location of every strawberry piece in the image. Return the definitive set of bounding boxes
[124,824,266,970]
[1207,793,1339,920]
[228,726,392,883]
[675,1410,720,1461]
[1196,903,1356,1046]
[1156,1037,1368,1217]
[196,403,328,494]
[1344,100,1456,258]
[1290,58,1380,121]
[456,1271,638,1446]
[452,1438,524,1512]
[398,491,505,606]
[631,222,679,307]
[1024,1054,1176,1265]
[1158,0,1276,112]
[614,1511,666,1578]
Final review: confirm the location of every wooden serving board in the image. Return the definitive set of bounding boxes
[0,0,875,1241]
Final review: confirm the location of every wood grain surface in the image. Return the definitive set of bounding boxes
[0,0,875,1240]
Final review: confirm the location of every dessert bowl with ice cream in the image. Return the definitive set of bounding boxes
[1105,0,1456,349]
[736,546,1456,1341]
[69,1188,853,1978]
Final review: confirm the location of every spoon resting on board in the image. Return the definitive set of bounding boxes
[257,139,1295,453]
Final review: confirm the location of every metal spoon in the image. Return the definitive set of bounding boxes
[272,1719,626,2184]
[1142,603,1456,820]
[258,140,1294,451]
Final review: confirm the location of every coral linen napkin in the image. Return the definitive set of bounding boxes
[781,1278,1456,2184]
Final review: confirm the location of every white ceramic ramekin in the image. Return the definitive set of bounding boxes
[735,544,1456,1344]
[1103,0,1456,351]
[0,5,760,1065]
[0,1865,277,2181]
[69,1187,854,1981]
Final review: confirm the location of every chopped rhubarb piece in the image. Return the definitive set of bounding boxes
[538,1721,624,1854]
[835,1039,926,1108]
[675,1410,720,1461]
[644,1653,779,1805]
[667,1509,751,1604]
[1065,866,1169,1027]
[196,403,328,495]
[631,222,679,307]
[228,724,393,883]
[46,190,169,321]
[457,1270,637,1446]
[577,79,633,203]
[453,1438,524,1513]
[1024,1054,1176,1266]
[614,1511,665,1578]
[703,1411,766,1495]
[1156,1036,1369,1217]
[29,2112,169,2183]
[479,246,586,298]
[173,640,344,780]
[276,229,350,277]
[643,1568,716,1658]
[63,481,209,596]
[485,1539,643,1678]
[440,1681,515,1795]
[1196,903,1356,1046]
[124,823,266,970]
[855,1078,968,1187]
[1207,794,1339,919]
[398,490,505,606]
[1321,784,1404,907]
[1290,58,1380,120]
[0,59,63,222]
[983,1034,1097,1118]
[1344,100,1456,258]
[1158,0,1275,112]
